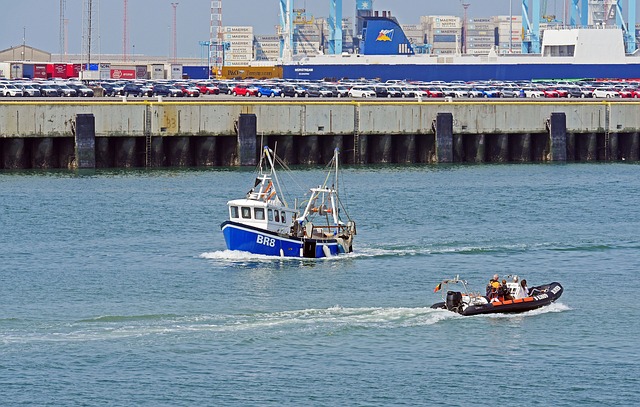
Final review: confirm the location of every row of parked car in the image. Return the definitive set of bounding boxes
[2,78,640,99]
[0,81,95,97]
[201,78,640,99]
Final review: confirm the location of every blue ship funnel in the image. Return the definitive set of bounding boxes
[361,17,414,55]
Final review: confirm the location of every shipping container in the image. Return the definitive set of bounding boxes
[0,62,9,78]
[183,66,209,80]
[136,65,148,79]
[150,64,165,80]
[65,64,82,79]
[219,65,282,79]
[224,26,253,33]
[47,63,67,79]
[23,63,34,79]
[33,64,47,79]
[99,63,111,80]
[170,64,183,80]
[110,69,135,80]
[223,33,253,40]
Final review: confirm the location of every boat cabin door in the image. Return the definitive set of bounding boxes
[303,240,317,258]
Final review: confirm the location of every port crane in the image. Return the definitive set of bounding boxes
[522,0,636,53]
[279,0,343,58]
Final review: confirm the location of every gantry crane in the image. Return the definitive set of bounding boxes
[279,0,343,59]
[523,0,636,54]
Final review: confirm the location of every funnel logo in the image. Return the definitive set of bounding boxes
[376,29,394,42]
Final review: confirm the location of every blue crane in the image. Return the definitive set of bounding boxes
[279,0,343,57]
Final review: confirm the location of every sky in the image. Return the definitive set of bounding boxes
[0,0,619,58]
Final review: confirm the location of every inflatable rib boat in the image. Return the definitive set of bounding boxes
[431,276,563,316]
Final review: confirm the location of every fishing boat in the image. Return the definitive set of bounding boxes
[431,275,563,316]
[220,146,356,258]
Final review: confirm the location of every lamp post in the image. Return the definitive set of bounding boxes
[509,0,513,53]
[462,3,470,54]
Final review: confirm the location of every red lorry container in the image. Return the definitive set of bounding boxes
[47,63,67,79]
[65,63,82,78]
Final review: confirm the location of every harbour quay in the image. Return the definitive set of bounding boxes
[1,100,639,170]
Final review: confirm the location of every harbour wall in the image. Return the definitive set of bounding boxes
[1,100,640,169]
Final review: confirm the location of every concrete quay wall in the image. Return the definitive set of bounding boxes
[1,100,639,169]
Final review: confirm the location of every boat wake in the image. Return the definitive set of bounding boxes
[474,302,571,319]
[1,303,571,344]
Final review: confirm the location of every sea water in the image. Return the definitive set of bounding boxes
[1,163,639,406]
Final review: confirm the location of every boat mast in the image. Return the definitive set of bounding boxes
[263,146,288,207]
[334,148,339,196]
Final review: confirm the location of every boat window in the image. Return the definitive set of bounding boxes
[230,206,239,218]
[281,211,286,223]
[274,210,280,222]
[241,207,251,219]
[254,208,265,220]
[267,209,274,221]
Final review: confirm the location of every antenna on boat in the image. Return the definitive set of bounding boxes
[334,147,339,195]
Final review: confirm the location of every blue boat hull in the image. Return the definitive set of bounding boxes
[284,62,640,82]
[221,221,345,258]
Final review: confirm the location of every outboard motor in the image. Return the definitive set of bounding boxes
[446,291,463,312]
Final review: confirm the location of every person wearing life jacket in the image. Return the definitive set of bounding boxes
[486,274,501,302]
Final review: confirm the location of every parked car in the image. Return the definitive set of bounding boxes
[373,86,390,98]
[18,84,41,97]
[282,84,308,97]
[122,83,145,97]
[256,84,281,97]
[176,83,201,97]
[232,84,257,97]
[152,84,183,97]
[305,85,323,97]
[348,85,376,98]
[423,87,444,98]
[520,87,544,98]
[0,84,24,97]
[35,83,59,97]
[326,84,349,98]
[195,82,219,95]
[68,83,95,97]
[53,84,78,97]
[593,87,619,98]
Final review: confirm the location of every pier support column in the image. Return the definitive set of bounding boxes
[609,133,619,161]
[373,134,393,163]
[277,136,296,165]
[630,133,640,161]
[548,112,567,162]
[32,137,55,169]
[435,113,453,163]
[322,135,343,164]
[395,134,416,163]
[566,133,576,161]
[586,133,597,161]
[95,137,111,168]
[511,133,531,162]
[149,136,166,167]
[2,138,28,169]
[114,137,138,168]
[625,133,640,161]
[168,137,192,167]
[465,134,486,163]
[355,134,368,164]
[487,134,509,163]
[238,113,257,166]
[298,135,319,165]
[75,113,96,169]
[194,136,216,167]
[453,134,464,162]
